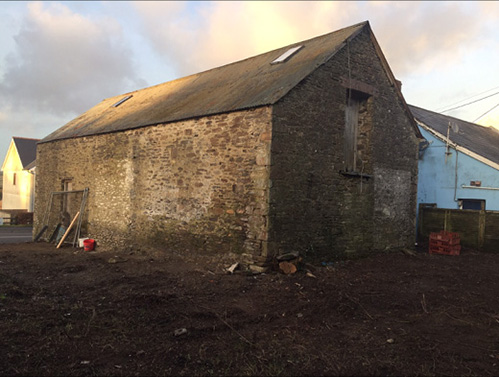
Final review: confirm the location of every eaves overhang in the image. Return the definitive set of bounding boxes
[416,119,499,172]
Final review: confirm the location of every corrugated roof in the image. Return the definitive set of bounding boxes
[409,104,499,165]
[40,22,368,143]
[13,137,40,169]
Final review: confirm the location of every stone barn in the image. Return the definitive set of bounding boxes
[34,21,421,261]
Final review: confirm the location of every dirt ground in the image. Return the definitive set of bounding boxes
[1,241,499,376]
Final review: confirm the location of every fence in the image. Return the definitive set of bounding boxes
[0,212,33,226]
[0,217,12,225]
[418,205,499,252]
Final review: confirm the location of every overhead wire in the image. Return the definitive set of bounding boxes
[473,102,499,123]
[440,90,499,113]
[436,85,499,112]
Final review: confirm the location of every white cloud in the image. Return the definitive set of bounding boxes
[132,1,357,77]
[1,0,498,163]
[0,2,145,116]
[133,1,498,82]
[366,2,498,77]
[131,1,205,76]
[0,104,68,139]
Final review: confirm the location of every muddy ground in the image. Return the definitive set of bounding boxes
[0,241,498,376]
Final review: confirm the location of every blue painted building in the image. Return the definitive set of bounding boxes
[410,105,499,212]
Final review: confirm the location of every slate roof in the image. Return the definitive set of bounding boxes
[12,137,39,169]
[409,104,499,166]
[41,21,418,143]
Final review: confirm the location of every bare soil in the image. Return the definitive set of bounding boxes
[1,241,499,376]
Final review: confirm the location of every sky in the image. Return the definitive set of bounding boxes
[1,1,498,163]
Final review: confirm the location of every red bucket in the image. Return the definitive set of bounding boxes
[83,239,95,251]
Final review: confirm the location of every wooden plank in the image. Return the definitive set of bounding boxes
[73,188,88,247]
[344,99,359,171]
[483,212,499,252]
[479,210,486,248]
[418,207,446,241]
[447,210,480,248]
[56,212,80,249]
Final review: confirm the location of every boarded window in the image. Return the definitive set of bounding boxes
[344,89,371,172]
[62,179,73,213]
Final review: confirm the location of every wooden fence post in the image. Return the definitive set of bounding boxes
[444,210,450,231]
[478,210,485,249]
[418,204,424,241]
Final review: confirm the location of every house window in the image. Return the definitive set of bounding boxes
[13,173,16,185]
[344,89,371,172]
[459,199,485,211]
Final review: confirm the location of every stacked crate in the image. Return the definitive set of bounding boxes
[429,230,461,255]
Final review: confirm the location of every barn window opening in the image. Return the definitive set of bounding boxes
[112,95,133,108]
[62,179,73,214]
[13,172,16,185]
[271,45,303,64]
[343,89,372,173]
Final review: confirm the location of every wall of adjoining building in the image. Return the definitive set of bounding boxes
[2,144,35,212]
[417,126,499,211]
[0,171,3,206]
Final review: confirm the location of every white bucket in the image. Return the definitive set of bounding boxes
[78,238,89,248]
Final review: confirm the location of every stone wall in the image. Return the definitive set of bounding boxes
[34,27,419,261]
[35,107,272,256]
[268,27,419,260]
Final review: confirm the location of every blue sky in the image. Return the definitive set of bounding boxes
[1,1,498,161]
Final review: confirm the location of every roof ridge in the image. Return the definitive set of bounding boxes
[11,137,39,169]
[409,104,493,130]
[105,21,370,101]
[410,103,499,167]
[40,21,388,144]
[12,136,41,141]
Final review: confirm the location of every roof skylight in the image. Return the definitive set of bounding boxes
[112,95,133,108]
[271,45,303,64]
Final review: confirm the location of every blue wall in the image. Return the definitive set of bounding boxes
[418,127,499,211]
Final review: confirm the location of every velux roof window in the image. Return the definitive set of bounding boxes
[271,45,303,64]
[112,95,133,108]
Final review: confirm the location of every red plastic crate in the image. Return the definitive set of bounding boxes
[429,230,460,245]
[429,231,461,255]
[429,244,461,255]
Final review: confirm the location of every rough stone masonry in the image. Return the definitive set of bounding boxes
[35,107,273,257]
[34,23,420,262]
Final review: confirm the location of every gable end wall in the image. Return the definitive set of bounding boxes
[269,27,419,259]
